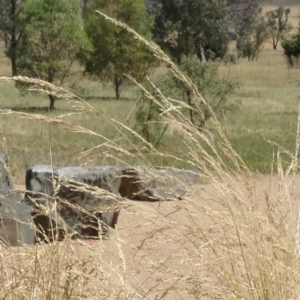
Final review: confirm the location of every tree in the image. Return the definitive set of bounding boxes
[266,6,292,50]
[135,56,238,146]
[281,26,300,68]
[16,0,91,109]
[146,0,266,22]
[83,0,156,99]
[163,56,238,130]
[149,0,230,64]
[145,0,268,64]
[226,0,266,24]
[0,0,25,75]
[236,6,269,61]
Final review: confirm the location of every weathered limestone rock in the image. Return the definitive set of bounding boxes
[0,194,36,246]
[119,167,200,201]
[25,165,58,201]
[0,154,35,246]
[25,165,62,242]
[58,166,121,194]
[25,165,122,242]
[0,153,13,193]
[57,166,122,238]
[25,163,200,242]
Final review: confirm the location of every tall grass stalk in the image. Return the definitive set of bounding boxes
[0,11,299,300]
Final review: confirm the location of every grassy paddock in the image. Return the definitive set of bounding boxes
[1,10,300,175]
[1,48,300,177]
[217,48,300,172]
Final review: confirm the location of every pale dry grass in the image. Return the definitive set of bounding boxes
[0,9,300,300]
[1,18,300,175]
[218,46,300,171]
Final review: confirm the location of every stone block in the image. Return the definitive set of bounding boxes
[0,154,35,246]
[25,165,122,241]
[119,167,200,201]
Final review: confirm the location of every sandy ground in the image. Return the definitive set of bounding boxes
[9,173,300,299]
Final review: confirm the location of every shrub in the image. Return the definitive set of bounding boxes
[282,26,300,68]
[135,56,238,147]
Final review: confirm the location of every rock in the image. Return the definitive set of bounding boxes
[57,166,122,238]
[58,166,121,194]
[155,168,200,200]
[25,164,200,242]
[25,164,58,203]
[119,168,150,201]
[0,154,35,246]
[0,194,36,246]
[119,167,200,201]
[25,165,62,242]
[25,165,122,242]
[0,153,13,193]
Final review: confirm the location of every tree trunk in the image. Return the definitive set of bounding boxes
[200,45,206,62]
[186,90,195,126]
[272,33,280,50]
[114,76,121,99]
[10,0,18,76]
[175,33,182,65]
[49,94,55,110]
[10,49,17,76]
[194,40,206,62]
[184,30,189,57]
[4,32,8,48]
[82,0,88,19]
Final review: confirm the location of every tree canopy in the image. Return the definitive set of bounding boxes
[236,6,269,61]
[16,0,91,109]
[266,6,292,50]
[0,0,25,75]
[83,0,157,99]
[145,0,268,64]
[150,0,229,64]
[281,26,300,68]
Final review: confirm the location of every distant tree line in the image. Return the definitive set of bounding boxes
[0,0,297,109]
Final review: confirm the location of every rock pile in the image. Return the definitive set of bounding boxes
[0,153,200,246]
[25,165,122,242]
[120,167,200,201]
[0,154,35,246]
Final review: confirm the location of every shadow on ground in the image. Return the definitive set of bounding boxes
[74,95,136,101]
[2,106,65,113]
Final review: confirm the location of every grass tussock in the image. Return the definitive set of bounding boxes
[0,10,300,300]
[0,239,143,299]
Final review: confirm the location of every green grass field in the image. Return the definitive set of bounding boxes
[0,1,299,181]
[218,49,300,172]
[1,46,300,179]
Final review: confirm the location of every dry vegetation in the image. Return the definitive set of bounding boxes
[263,0,300,30]
[0,3,300,299]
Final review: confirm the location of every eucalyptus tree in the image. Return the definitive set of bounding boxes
[266,6,292,50]
[83,0,156,99]
[16,0,91,109]
[0,0,25,75]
